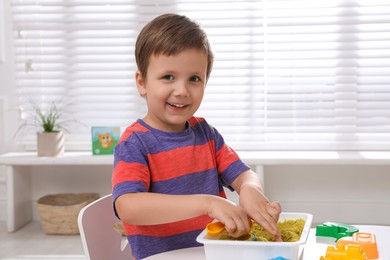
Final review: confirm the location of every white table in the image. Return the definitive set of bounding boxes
[144,225,390,260]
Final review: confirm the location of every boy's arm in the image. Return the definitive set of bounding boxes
[231,169,282,241]
[115,192,251,237]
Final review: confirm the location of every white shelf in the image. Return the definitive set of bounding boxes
[0,152,113,165]
[1,150,390,166]
[238,150,390,165]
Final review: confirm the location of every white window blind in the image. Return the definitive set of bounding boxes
[11,0,390,151]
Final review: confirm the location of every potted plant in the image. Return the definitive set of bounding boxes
[33,100,67,157]
[14,98,70,157]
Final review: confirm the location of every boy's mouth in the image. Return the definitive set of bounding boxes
[167,102,188,108]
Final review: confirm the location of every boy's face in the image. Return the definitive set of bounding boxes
[136,48,208,132]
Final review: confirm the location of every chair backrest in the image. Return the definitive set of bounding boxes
[78,194,132,260]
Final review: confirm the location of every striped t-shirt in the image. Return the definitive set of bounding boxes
[112,116,249,259]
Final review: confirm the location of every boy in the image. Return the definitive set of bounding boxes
[112,13,282,259]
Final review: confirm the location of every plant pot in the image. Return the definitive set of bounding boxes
[37,131,65,157]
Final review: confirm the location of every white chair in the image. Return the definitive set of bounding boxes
[78,194,132,260]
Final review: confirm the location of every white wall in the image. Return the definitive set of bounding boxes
[0,0,16,108]
[1,0,390,226]
[0,0,16,222]
[223,165,390,226]
[264,165,390,225]
[0,0,18,150]
[0,99,5,221]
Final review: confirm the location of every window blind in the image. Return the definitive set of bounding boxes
[11,0,390,150]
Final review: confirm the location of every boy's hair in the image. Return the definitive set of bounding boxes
[135,13,214,81]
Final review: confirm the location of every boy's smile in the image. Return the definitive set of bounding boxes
[136,48,208,132]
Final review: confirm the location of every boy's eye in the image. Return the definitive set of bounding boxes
[162,75,174,80]
[190,76,201,82]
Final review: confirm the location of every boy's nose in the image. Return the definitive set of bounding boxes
[173,81,190,96]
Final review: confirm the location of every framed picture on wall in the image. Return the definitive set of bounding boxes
[91,127,120,155]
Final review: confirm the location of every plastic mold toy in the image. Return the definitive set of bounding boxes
[316,222,359,242]
[337,232,378,259]
[320,244,368,260]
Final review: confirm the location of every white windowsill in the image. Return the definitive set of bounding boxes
[1,151,390,166]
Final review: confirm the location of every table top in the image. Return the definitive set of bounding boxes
[2,151,390,166]
[0,152,114,165]
[144,225,390,260]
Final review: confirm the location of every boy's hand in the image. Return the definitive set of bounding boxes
[267,201,282,222]
[266,201,282,241]
[206,196,252,238]
[238,183,282,241]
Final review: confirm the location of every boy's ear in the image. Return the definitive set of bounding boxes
[135,70,146,97]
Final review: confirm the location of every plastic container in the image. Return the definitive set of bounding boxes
[196,212,313,260]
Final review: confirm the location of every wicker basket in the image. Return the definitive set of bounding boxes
[36,193,100,235]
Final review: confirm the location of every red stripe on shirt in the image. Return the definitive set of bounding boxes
[147,141,216,182]
[112,161,150,189]
[219,190,227,199]
[216,144,241,173]
[188,116,205,127]
[123,215,212,237]
[119,123,149,143]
